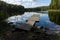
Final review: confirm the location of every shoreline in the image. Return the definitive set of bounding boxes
[48,10,60,12]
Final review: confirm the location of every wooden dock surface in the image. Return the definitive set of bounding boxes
[26,14,40,26]
[17,14,40,30]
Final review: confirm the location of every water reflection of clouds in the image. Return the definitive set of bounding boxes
[7,15,21,23]
[7,12,38,23]
[40,14,48,16]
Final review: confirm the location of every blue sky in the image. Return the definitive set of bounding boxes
[2,0,51,8]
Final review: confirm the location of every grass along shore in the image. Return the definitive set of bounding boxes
[48,10,60,12]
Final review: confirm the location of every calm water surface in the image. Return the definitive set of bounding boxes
[7,11,60,34]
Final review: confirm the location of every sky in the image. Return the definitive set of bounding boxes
[1,0,51,8]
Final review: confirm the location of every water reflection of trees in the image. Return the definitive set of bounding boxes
[48,11,60,25]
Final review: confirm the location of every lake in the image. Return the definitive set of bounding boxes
[7,11,60,34]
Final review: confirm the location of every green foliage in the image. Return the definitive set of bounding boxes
[50,0,60,9]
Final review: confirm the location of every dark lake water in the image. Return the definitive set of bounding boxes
[7,11,60,34]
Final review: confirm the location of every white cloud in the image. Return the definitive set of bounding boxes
[1,0,45,8]
[22,0,33,2]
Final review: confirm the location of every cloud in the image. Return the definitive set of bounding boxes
[22,1,42,8]
[1,0,50,8]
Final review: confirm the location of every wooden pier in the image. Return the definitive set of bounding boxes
[16,14,40,30]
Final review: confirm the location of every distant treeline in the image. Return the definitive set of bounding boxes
[37,6,49,11]
[25,8,41,12]
[25,6,49,12]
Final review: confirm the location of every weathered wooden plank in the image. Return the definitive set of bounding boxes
[26,14,40,26]
[27,14,40,21]
[16,23,32,30]
[16,14,40,30]
[26,21,35,26]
